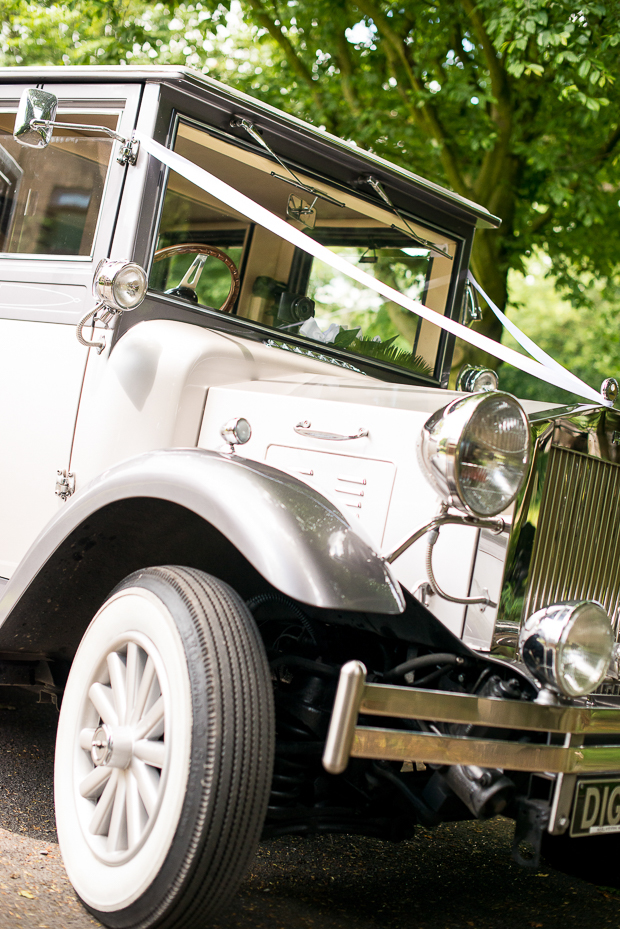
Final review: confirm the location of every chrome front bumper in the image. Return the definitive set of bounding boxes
[323,661,620,776]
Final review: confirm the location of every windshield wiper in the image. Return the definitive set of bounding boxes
[231,116,345,209]
[360,175,452,261]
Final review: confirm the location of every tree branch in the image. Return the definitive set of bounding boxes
[334,27,361,115]
[457,0,516,206]
[244,0,321,99]
[352,0,474,197]
[458,0,511,128]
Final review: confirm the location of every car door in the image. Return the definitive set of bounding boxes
[0,78,141,579]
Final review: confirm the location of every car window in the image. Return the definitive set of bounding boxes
[149,119,457,379]
[0,110,119,257]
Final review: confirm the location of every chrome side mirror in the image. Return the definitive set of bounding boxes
[13,87,139,166]
[14,88,58,148]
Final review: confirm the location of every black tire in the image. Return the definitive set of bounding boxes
[55,566,275,929]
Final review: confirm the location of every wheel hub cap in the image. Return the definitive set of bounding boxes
[91,725,112,767]
[91,723,134,769]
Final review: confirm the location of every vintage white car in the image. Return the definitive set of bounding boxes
[0,65,619,928]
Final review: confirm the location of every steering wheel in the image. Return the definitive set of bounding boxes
[154,243,240,314]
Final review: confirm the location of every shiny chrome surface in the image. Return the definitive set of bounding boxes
[419,391,531,518]
[13,88,57,148]
[93,259,147,312]
[221,417,252,449]
[91,725,113,767]
[350,728,620,775]
[231,116,346,210]
[456,365,498,393]
[519,601,613,697]
[323,661,620,776]
[322,660,366,775]
[460,281,482,324]
[55,469,76,502]
[358,680,620,733]
[0,449,405,649]
[14,87,139,163]
[425,520,496,607]
[294,422,369,441]
[384,509,504,564]
[76,304,116,354]
[360,175,453,261]
[526,449,620,623]
[601,378,619,403]
[493,405,620,658]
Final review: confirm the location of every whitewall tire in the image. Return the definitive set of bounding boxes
[55,566,274,929]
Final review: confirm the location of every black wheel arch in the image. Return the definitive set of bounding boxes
[0,497,271,661]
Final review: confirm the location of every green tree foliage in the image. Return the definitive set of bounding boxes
[499,254,620,403]
[3,0,620,385]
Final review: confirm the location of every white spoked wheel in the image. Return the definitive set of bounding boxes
[55,566,274,929]
[72,631,172,866]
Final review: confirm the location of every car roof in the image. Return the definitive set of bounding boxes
[0,65,500,230]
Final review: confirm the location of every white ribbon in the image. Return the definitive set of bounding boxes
[135,131,609,407]
[467,272,594,399]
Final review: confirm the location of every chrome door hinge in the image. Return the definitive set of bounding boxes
[117,136,140,166]
[55,469,75,501]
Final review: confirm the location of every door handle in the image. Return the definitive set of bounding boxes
[294,421,369,441]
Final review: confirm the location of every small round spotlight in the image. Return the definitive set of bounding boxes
[221,417,252,450]
[519,601,613,698]
[93,259,147,311]
[456,365,499,394]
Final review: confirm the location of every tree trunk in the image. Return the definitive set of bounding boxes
[450,226,507,380]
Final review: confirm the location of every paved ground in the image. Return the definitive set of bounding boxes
[1,690,620,929]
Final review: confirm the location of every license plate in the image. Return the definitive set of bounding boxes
[570,778,620,837]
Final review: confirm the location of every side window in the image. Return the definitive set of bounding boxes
[0,111,119,256]
[148,180,247,312]
[150,119,457,379]
[292,234,434,373]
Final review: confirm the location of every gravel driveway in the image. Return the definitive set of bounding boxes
[1,690,620,929]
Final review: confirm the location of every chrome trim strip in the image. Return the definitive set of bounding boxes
[350,727,620,775]
[359,682,620,734]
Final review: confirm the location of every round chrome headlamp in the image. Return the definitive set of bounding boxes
[419,392,531,517]
[519,601,613,698]
[93,259,147,311]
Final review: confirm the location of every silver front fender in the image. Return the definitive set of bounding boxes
[0,449,404,639]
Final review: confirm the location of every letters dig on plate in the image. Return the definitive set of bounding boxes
[570,778,620,837]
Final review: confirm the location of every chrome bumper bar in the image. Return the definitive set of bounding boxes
[323,661,620,776]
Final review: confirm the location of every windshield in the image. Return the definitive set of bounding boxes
[149,120,458,379]
[0,111,118,256]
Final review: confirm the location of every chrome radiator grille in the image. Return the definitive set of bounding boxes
[524,445,620,637]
